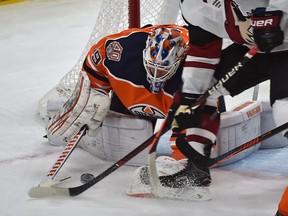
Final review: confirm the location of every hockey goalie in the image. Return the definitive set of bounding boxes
[46,24,191,167]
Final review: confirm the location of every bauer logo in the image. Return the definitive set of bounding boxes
[129,105,165,119]
[251,19,274,28]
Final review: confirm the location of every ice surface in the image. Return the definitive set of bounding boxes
[0,1,287,216]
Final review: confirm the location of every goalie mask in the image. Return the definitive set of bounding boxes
[143,27,189,94]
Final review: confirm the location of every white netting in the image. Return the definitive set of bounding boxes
[38,0,185,119]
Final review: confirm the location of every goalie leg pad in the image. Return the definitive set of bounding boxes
[272,98,288,137]
[79,112,153,166]
[261,100,288,148]
[211,101,262,166]
[47,71,110,145]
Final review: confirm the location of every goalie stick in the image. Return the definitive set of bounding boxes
[148,45,259,197]
[28,45,259,198]
[36,125,88,187]
[28,132,167,197]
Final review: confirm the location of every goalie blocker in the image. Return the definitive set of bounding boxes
[45,71,154,167]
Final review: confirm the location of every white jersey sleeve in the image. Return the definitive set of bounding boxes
[267,0,288,12]
[180,0,288,52]
[180,0,229,39]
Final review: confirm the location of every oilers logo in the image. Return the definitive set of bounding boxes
[129,105,166,119]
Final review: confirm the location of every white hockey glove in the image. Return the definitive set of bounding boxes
[47,71,111,145]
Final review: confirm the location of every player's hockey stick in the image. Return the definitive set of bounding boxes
[208,121,288,167]
[36,125,88,187]
[148,45,259,197]
[252,84,259,101]
[28,45,259,198]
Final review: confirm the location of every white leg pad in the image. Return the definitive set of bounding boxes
[260,100,288,149]
[79,112,153,166]
[211,101,263,166]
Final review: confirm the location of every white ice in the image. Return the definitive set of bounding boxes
[0,1,287,216]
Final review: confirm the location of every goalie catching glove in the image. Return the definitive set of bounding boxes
[47,71,111,145]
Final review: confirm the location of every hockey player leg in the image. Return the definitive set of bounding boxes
[46,71,111,145]
[126,103,220,200]
[156,104,219,200]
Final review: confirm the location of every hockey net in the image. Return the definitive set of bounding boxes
[38,0,185,120]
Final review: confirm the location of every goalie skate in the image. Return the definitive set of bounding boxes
[126,156,211,201]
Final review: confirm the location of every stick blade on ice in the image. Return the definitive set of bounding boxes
[28,186,70,198]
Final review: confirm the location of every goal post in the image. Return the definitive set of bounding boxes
[128,0,140,28]
[38,0,184,120]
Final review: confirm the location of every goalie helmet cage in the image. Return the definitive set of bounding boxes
[38,0,184,119]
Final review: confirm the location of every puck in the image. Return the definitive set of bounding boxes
[80,173,94,184]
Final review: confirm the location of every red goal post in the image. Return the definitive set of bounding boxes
[128,0,140,28]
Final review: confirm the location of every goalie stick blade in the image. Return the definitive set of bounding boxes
[28,186,70,198]
[28,123,171,198]
[39,176,71,187]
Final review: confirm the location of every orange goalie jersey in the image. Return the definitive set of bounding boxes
[82,24,189,119]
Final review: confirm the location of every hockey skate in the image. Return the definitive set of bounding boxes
[126,156,211,201]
